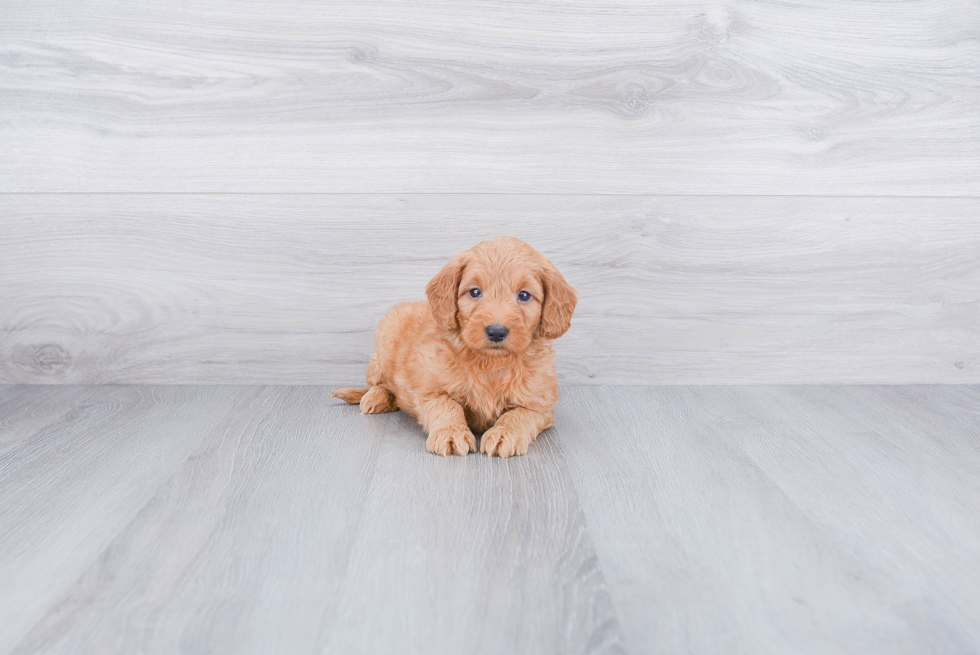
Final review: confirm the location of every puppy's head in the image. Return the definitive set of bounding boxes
[426,237,577,355]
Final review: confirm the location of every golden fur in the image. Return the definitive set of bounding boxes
[333,237,577,457]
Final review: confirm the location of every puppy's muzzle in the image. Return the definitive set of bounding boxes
[485,324,509,343]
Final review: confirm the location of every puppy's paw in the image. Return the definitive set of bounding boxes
[481,426,531,458]
[426,426,477,457]
[360,386,398,414]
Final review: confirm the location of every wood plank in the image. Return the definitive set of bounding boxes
[321,412,625,655]
[1,0,977,194]
[2,385,978,651]
[0,386,98,457]
[729,385,980,652]
[0,385,254,652]
[2,195,978,385]
[9,387,390,654]
[556,385,980,653]
[10,389,625,654]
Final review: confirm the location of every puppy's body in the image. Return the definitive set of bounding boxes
[367,300,558,434]
[334,237,576,457]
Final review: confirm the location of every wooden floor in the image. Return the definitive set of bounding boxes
[1,385,978,654]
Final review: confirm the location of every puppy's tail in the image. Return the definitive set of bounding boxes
[332,387,369,404]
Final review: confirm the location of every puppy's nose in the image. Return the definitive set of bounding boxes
[485,324,509,343]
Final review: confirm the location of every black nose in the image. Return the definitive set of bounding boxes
[485,324,509,343]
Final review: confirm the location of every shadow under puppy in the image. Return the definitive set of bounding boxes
[334,237,577,457]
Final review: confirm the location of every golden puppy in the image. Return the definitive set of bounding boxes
[333,237,577,457]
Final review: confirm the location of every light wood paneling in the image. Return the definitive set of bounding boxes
[556,384,980,654]
[2,384,979,653]
[5,385,624,655]
[0,385,96,456]
[1,195,977,385]
[1,0,977,193]
[0,385,255,652]
[320,412,624,655]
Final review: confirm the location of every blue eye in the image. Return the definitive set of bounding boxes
[469,288,482,298]
[518,290,531,302]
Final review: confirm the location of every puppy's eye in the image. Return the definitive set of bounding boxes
[518,290,531,303]
[469,288,482,299]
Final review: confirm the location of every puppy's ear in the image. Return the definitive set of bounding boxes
[426,252,469,332]
[538,259,577,339]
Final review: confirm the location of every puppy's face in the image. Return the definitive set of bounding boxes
[426,237,577,355]
[455,260,543,355]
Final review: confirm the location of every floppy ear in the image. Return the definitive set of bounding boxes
[426,252,469,332]
[538,259,578,339]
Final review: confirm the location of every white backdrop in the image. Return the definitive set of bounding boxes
[2,195,977,384]
[2,0,978,384]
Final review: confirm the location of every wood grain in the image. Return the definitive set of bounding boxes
[2,384,979,652]
[0,385,254,653]
[556,385,980,654]
[4,386,625,655]
[731,385,980,652]
[321,413,625,655]
[1,0,977,193]
[0,386,99,457]
[2,195,977,385]
[9,387,390,655]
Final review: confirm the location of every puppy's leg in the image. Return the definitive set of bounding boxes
[481,408,554,458]
[417,395,477,457]
[359,385,398,414]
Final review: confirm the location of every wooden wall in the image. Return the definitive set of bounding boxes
[2,0,978,384]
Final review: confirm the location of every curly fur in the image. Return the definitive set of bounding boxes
[333,237,577,457]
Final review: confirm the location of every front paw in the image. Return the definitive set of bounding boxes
[481,426,531,458]
[426,426,477,457]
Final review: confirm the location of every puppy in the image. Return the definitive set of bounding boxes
[333,237,577,457]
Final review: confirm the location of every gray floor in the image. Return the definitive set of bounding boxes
[1,385,979,654]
